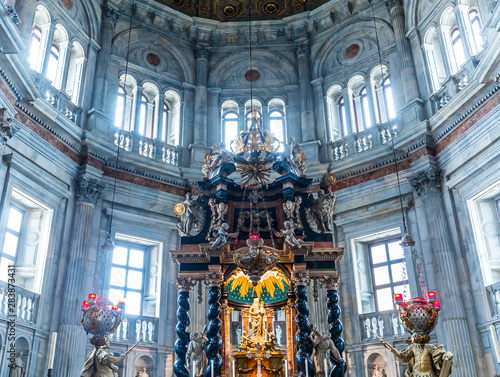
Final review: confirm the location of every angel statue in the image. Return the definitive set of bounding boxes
[209,223,238,250]
[176,193,203,237]
[283,137,302,171]
[210,143,233,170]
[187,330,209,377]
[310,326,342,377]
[275,220,303,248]
[306,189,336,233]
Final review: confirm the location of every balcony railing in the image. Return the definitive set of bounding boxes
[35,74,82,125]
[359,310,406,341]
[0,282,40,324]
[109,314,159,343]
[329,123,396,162]
[114,130,180,166]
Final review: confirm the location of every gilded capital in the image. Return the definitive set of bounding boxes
[205,271,223,287]
[410,168,441,197]
[75,177,105,205]
[320,275,340,291]
[176,277,195,292]
[292,270,310,286]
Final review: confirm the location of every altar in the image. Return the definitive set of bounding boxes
[170,108,346,377]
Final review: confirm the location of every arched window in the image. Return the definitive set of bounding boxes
[382,78,396,120]
[46,44,59,85]
[29,6,51,73]
[115,86,127,129]
[451,28,466,68]
[161,102,169,142]
[326,85,343,141]
[469,10,484,52]
[65,42,85,104]
[423,27,447,92]
[269,111,285,152]
[360,87,372,128]
[339,97,348,137]
[223,112,239,150]
[28,27,42,70]
[244,99,262,130]
[138,95,148,136]
[164,90,182,146]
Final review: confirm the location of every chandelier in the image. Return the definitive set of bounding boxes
[81,294,124,346]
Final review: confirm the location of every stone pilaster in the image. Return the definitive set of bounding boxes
[386,0,421,103]
[174,277,196,377]
[205,270,223,377]
[293,268,315,377]
[207,88,221,147]
[194,47,210,146]
[53,176,105,377]
[92,4,118,111]
[320,276,346,377]
[311,78,328,144]
[295,41,316,142]
[409,169,476,377]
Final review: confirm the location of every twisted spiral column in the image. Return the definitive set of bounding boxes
[174,277,195,377]
[205,271,223,377]
[321,276,346,377]
[293,269,315,377]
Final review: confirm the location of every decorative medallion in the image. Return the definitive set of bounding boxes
[245,69,261,82]
[146,53,161,67]
[61,0,72,9]
[345,44,360,59]
[174,203,186,216]
[264,2,279,14]
[223,5,237,16]
[171,0,183,6]
[323,173,337,186]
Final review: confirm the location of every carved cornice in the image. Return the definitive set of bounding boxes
[176,277,196,292]
[320,275,340,291]
[75,176,105,205]
[292,270,310,286]
[409,168,441,197]
[205,271,223,287]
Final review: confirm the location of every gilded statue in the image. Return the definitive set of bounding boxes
[187,331,209,377]
[249,297,266,342]
[80,338,135,377]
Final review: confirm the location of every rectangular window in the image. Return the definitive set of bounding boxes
[0,205,25,282]
[109,243,146,316]
[369,239,409,312]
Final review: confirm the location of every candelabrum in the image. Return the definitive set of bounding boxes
[81,293,125,346]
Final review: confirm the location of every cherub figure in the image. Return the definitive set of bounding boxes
[80,339,126,377]
[210,223,238,250]
[276,220,303,248]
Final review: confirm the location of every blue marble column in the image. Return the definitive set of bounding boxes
[321,276,346,377]
[293,269,315,377]
[53,175,104,377]
[174,277,195,377]
[205,271,223,377]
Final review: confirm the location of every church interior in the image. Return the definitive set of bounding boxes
[0,0,499,376]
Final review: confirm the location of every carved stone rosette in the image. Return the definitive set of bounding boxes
[174,277,195,377]
[205,271,223,377]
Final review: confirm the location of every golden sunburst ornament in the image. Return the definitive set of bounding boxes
[236,157,273,189]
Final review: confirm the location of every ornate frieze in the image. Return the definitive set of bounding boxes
[75,176,105,205]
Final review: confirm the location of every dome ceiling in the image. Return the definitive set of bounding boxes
[154,0,331,22]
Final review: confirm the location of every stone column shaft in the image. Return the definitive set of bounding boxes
[207,88,221,146]
[364,78,377,127]
[92,6,118,110]
[41,23,55,77]
[134,86,144,133]
[311,78,327,143]
[454,5,476,58]
[410,169,476,377]
[16,0,37,44]
[387,0,421,102]
[193,47,210,146]
[296,42,315,142]
[53,176,104,377]
[341,87,354,135]
[156,94,166,141]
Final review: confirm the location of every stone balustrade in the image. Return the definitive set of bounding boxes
[359,310,406,341]
[113,129,180,166]
[329,122,397,161]
[0,282,39,324]
[109,315,159,343]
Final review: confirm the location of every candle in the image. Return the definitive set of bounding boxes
[305,360,309,377]
[233,360,236,377]
[211,359,214,377]
[48,332,57,369]
[192,360,196,377]
[285,360,288,377]
[324,359,328,377]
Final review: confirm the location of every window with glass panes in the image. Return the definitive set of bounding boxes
[1,205,24,282]
[369,239,409,312]
[109,244,146,315]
